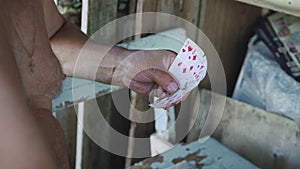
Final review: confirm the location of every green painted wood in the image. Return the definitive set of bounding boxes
[128,138,258,169]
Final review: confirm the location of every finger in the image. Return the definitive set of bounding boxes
[149,86,168,98]
[148,69,179,93]
[149,87,162,97]
[128,80,154,95]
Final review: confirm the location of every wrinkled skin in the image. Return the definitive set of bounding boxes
[115,50,178,97]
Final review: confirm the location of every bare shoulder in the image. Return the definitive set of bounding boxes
[42,0,66,38]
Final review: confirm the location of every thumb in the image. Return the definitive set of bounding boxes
[148,69,179,93]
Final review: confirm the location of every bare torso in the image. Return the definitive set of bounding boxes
[1,0,64,110]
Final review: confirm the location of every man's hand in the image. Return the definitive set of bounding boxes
[113,50,179,98]
[50,22,179,98]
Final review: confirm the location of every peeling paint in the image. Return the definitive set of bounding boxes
[172,150,206,168]
[130,155,164,169]
[128,138,258,169]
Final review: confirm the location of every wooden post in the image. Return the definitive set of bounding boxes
[125,0,155,166]
[81,90,131,169]
[55,106,78,169]
[86,0,118,36]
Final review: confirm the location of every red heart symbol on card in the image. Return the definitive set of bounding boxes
[182,49,186,53]
[188,46,193,52]
[178,62,182,67]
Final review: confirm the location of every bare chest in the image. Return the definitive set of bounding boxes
[4,0,64,99]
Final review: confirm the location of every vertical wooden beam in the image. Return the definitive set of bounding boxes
[179,0,201,26]
[82,90,131,169]
[55,106,78,169]
[143,0,157,12]
[126,93,155,166]
[80,1,134,168]
[125,1,155,166]
[87,0,118,36]
[156,0,177,14]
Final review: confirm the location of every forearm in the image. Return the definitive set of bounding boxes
[50,21,179,96]
[50,21,131,85]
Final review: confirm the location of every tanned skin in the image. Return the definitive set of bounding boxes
[0,0,178,168]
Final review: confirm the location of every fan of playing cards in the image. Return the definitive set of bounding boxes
[150,38,207,109]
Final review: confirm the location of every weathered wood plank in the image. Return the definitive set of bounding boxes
[54,106,78,169]
[87,0,118,36]
[143,0,157,12]
[128,138,258,169]
[179,0,200,26]
[157,0,178,15]
[198,0,261,95]
[175,88,202,143]
[126,92,155,165]
[52,77,121,112]
[186,89,300,169]
[81,89,131,169]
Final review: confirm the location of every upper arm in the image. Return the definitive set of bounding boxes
[42,0,66,38]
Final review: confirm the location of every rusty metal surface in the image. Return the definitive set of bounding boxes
[128,138,258,169]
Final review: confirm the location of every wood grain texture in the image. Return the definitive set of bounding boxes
[199,0,261,95]
[128,138,258,169]
[81,90,131,169]
[143,0,157,12]
[55,107,78,169]
[179,0,201,26]
[126,92,155,166]
[186,89,300,169]
[87,0,118,36]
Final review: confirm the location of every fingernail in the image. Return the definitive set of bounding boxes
[167,82,178,93]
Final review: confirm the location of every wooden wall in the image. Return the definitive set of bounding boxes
[199,0,261,95]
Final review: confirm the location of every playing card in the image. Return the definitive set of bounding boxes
[150,90,188,109]
[150,38,207,109]
[169,38,207,90]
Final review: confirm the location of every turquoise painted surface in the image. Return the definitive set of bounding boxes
[130,138,258,169]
